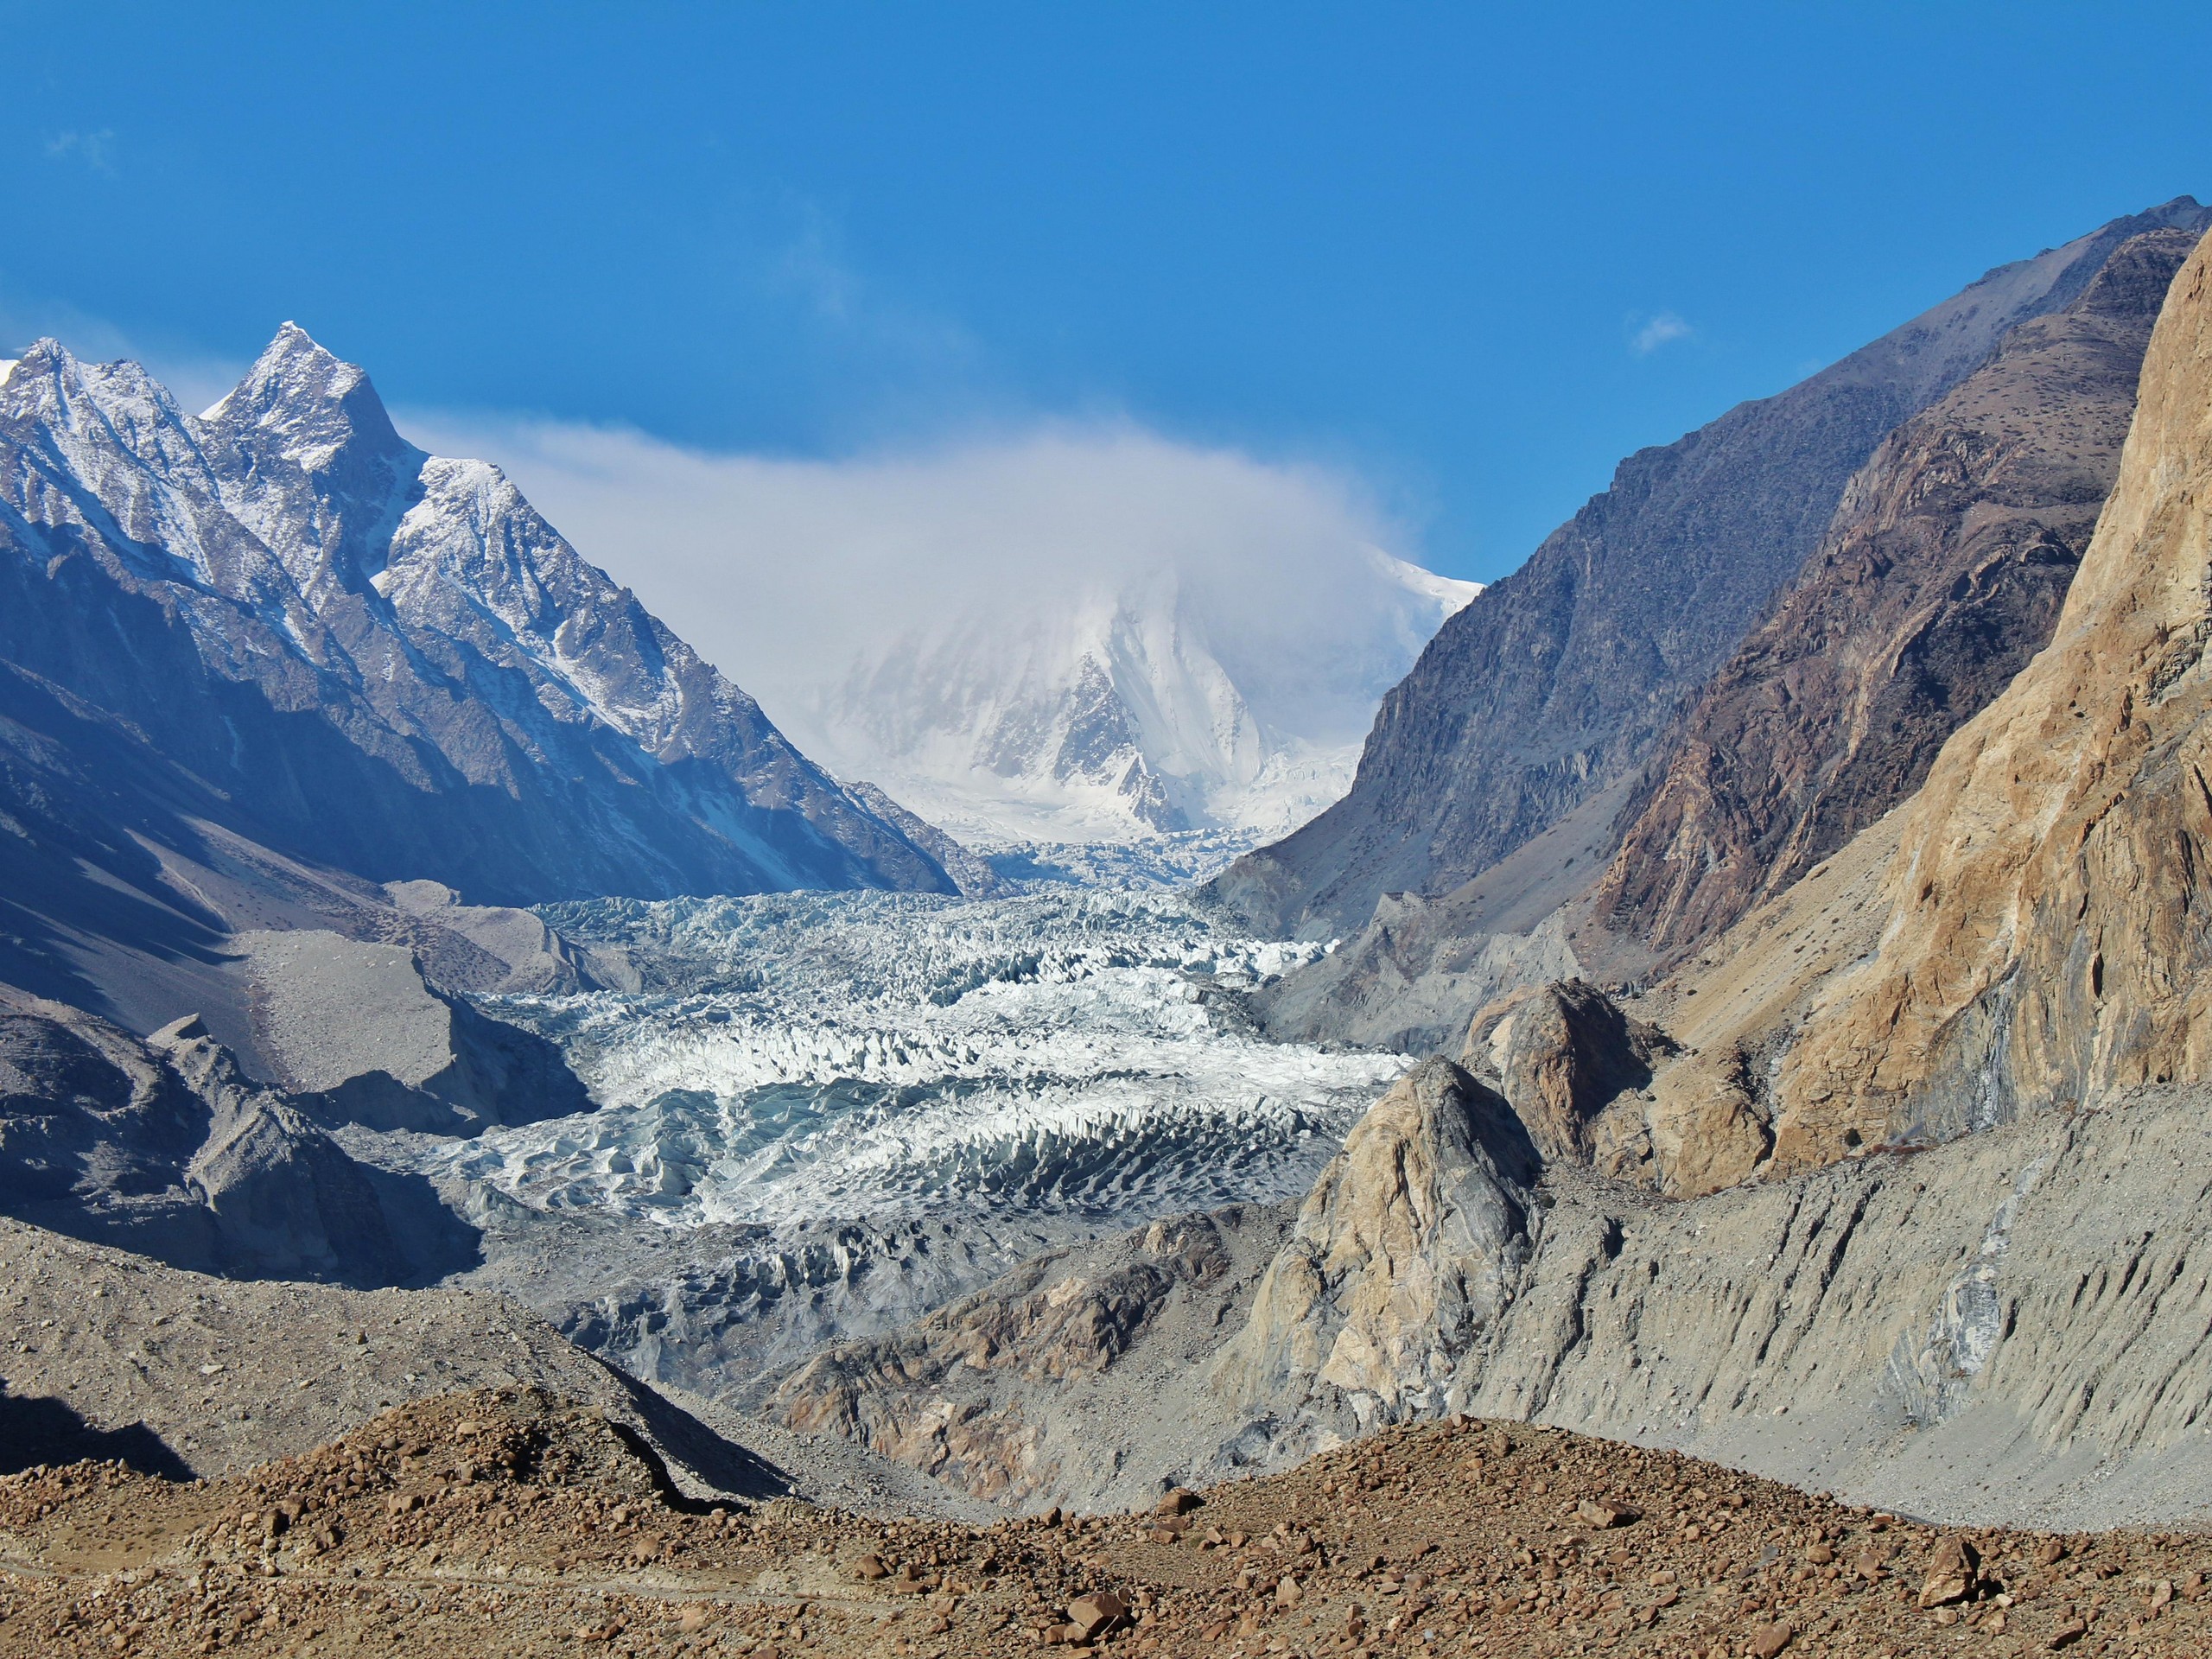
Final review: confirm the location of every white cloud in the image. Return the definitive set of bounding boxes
[399,410,1436,749]
[43,130,118,175]
[1631,310,1694,355]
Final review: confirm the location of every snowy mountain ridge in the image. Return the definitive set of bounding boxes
[0,326,952,906]
[430,413,1481,859]
[782,546,1478,846]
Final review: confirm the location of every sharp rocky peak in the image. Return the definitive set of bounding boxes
[190,324,426,591]
[2,336,187,426]
[201,321,416,476]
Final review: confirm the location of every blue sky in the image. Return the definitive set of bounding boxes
[4,2,2209,582]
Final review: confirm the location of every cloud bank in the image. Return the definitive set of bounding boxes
[402,410,1440,752]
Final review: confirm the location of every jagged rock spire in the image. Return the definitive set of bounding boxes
[202,322,414,474]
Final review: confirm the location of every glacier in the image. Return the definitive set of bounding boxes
[410,887,1402,1229]
[363,887,1408,1395]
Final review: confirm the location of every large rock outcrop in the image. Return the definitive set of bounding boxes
[1459,982,1677,1165]
[1594,226,2204,963]
[765,1208,1294,1505]
[0,991,473,1285]
[1208,1060,1539,1419]
[1770,220,2212,1167]
[1206,200,2211,942]
[1215,1073,2212,1533]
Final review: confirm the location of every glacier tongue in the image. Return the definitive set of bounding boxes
[408,888,1402,1232]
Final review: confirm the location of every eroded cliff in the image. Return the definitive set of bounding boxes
[1770,221,2212,1167]
[1594,226,2202,963]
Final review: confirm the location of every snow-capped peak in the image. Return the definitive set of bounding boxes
[0,332,957,899]
[0,358,16,388]
[775,545,1477,849]
[1369,545,1484,613]
[200,321,415,476]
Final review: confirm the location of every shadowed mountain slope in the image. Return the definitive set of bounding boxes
[0,327,952,914]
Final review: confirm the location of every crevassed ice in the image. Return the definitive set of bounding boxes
[410,887,1399,1231]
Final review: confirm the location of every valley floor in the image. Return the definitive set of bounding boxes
[3,1389,2202,1659]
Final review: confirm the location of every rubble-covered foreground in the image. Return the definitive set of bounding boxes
[3,1389,2203,1658]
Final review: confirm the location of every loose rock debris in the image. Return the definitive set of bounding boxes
[0,1392,2203,1656]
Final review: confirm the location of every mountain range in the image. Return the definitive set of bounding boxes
[0,327,967,1044]
[1209,196,2212,944]
[13,188,2212,1628]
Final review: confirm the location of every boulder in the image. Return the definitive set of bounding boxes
[1065,1592,1127,1640]
[1917,1537,1981,1608]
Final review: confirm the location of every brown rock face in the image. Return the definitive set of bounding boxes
[1772,228,2212,1166]
[1596,227,2202,963]
[1460,979,1677,1166]
[1065,1592,1128,1638]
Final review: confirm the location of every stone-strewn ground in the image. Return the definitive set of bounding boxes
[2,1389,2202,1658]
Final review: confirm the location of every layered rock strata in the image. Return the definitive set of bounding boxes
[1769,219,2212,1166]
[1595,226,2204,963]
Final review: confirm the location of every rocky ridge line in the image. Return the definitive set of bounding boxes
[6,1388,2205,1656]
[1592,224,2204,964]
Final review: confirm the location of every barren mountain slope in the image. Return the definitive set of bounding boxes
[0,1214,990,1521]
[0,992,486,1287]
[1206,198,2212,942]
[1768,213,2212,1168]
[0,1216,758,1493]
[1593,224,2203,963]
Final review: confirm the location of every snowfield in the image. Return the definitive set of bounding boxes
[413,888,1405,1236]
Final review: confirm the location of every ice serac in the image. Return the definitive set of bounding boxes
[1592,226,2206,963]
[0,325,952,913]
[1207,198,2212,940]
[1772,223,2212,1166]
